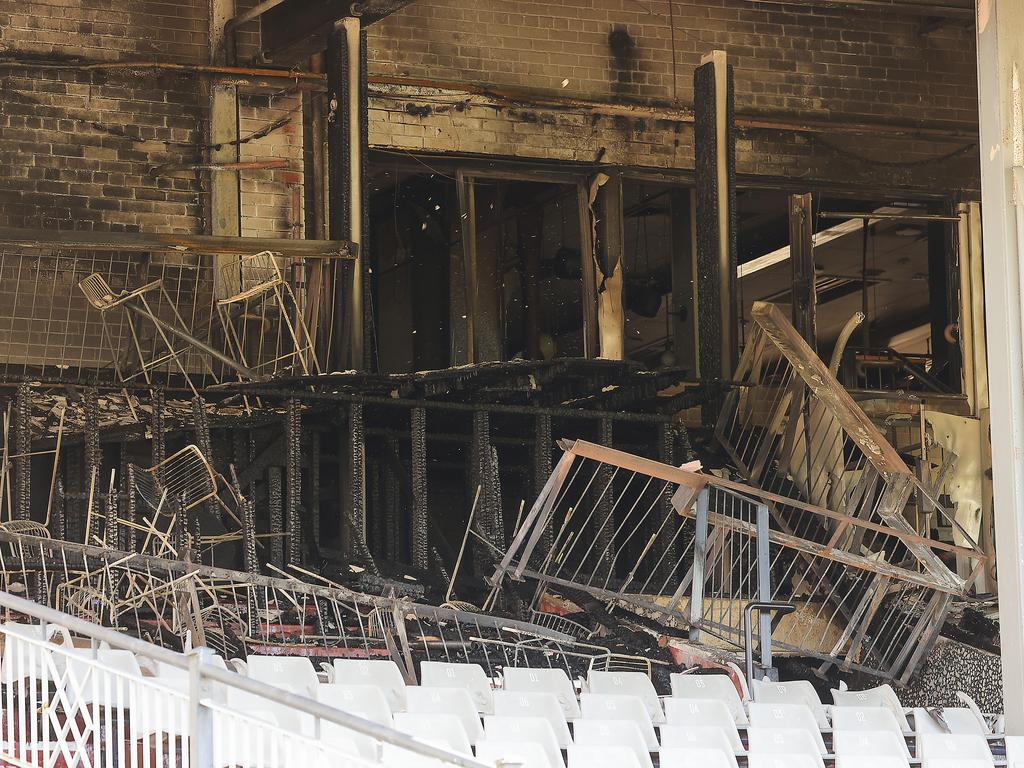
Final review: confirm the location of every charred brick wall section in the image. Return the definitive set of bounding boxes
[0,1,304,370]
[365,0,980,193]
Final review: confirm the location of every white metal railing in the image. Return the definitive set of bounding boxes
[0,589,487,768]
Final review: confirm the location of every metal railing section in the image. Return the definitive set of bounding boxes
[489,438,986,681]
[0,589,486,768]
[0,530,603,686]
[715,301,984,593]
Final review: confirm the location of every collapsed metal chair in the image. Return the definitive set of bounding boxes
[215,252,321,379]
[129,445,246,560]
[78,273,217,396]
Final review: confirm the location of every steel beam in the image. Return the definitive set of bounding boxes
[975,0,1024,734]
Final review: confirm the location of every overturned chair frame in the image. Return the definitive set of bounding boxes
[129,445,248,560]
[215,252,321,379]
[78,273,219,396]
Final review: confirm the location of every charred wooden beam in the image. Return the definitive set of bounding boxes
[0,226,355,259]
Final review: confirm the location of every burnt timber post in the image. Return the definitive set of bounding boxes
[789,193,817,350]
[693,50,738,384]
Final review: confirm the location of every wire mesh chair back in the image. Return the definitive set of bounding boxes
[215,251,321,378]
[588,652,653,676]
[131,445,219,513]
[77,272,215,395]
[529,610,593,640]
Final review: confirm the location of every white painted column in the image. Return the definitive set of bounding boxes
[975,0,1024,732]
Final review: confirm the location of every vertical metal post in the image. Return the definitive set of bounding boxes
[533,413,553,554]
[411,407,428,570]
[348,402,366,557]
[976,0,1024,734]
[688,487,710,642]
[14,384,31,521]
[286,398,302,566]
[84,388,100,533]
[594,418,615,579]
[756,503,773,671]
[268,466,284,569]
[187,651,214,768]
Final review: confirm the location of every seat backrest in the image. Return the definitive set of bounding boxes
[493,690,572,748]
[917,733,992,761]
[316,684,392,760]
[246,655,320,697]
[226,684,316,737]
[833,759,911,768]
[660,747,736,768]
[752,679,829,729]
[477,739,562,768]
[393,711,473,756]
[913,707,987,736]
[571,720,653,768]
[835,708,909,757]
[833,729,912,760]
[1006,735,1024,768]
[483,715,563,768]
[746,727,826,767]
[660,725,739,767]
[333,658,407,712]
[406,686,483,744]
[748,702,827,755]
[420,661,493,714]
[920,760,995,768]
[503,667,580,719]
[664,698,742,751]
[580,693,658,750]
[670,673,748,725]
[567,744,644,768]
[746,755,823,768]
[317,683,394,725]
[588,671,664,724]
[831,684,910,731]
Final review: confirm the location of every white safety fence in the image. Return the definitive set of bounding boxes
[0,590,486,768]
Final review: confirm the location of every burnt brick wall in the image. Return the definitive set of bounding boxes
[365,0,980,194]
[0,1,304,372]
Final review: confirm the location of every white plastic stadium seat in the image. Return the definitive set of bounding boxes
[571,720,654,768]
[1006,735,1024,768]
[747,756,823,768]
[913,707,987,736]
[917,733,992,763]
[333,658,408,712]
[420,661,494,714]
[831,684,911,731]
[317,684,394,759]
[246,655,320,697]
[659,746,736,768]
[477,739,561,768]
[227,683,315,737]
[833,730,911,762]
[393,712,473,756]
[746,727,826,768]
[1,623,75,683]
[659,725,739,767]
[588,671,664,725]
[748,702,827,755]
[406,686,484,745]
[832,706,908,739]
[670,673,748,725]
[493,690,572,748]
[834,759,910,768]
[62,648,143,711]
[482,716,564,768]
[664,698,743,752]
[567,744,644,768]
[751,678,829,729]
[503,667,581,720]
[382,739,457,768]
[579,693,658,750]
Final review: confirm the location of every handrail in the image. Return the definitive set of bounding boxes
[0,589,490,768]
